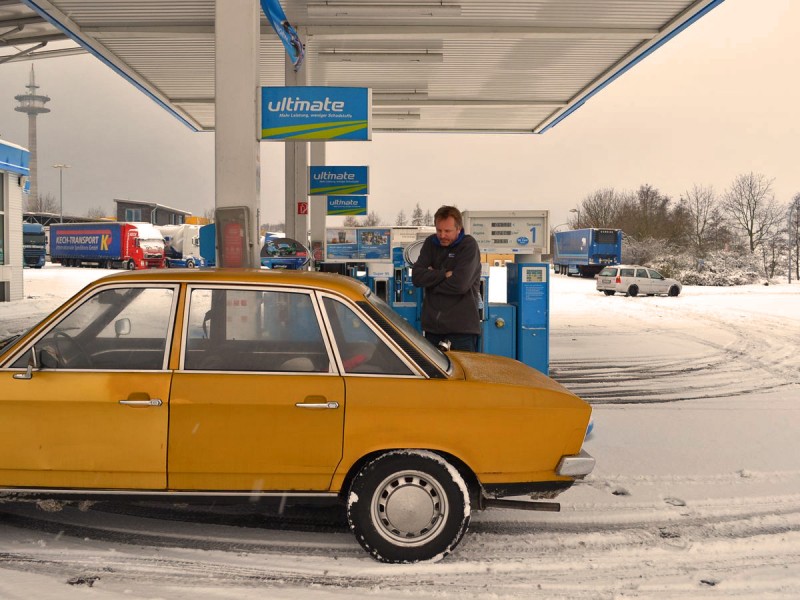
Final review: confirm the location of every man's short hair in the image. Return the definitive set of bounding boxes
[434,205,463,230]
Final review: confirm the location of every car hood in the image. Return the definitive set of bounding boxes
[448,351,578,397]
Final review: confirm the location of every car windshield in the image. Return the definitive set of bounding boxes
[364,292,451,374]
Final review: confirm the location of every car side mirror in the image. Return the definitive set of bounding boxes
[115,318,131,337]
[13,347,38,380]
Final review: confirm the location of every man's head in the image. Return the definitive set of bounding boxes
[434,205,463,247]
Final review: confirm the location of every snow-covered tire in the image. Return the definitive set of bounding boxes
[668,285,680,297]
[603,290,615,296]
[347,450,471,564]
[628,285,639,297]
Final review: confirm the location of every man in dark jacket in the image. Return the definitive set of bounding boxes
[411,206,482,352]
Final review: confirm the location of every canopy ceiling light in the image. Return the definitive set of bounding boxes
[371,88,429,100]
[307,2,461,18]
[317,49,443,63]
[373,110,422,120]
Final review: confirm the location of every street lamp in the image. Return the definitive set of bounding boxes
[52,163,70,223]
[569,208,580,227]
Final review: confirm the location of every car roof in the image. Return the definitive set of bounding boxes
[88,268,371,300]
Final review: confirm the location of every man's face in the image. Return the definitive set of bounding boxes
[435,216,461,247]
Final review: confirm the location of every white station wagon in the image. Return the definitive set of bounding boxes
[596,265,682,297]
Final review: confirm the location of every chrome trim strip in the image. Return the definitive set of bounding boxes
[0,489,339,498]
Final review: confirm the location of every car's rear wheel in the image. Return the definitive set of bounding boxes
[628,285,639,297]
[347,450,471,564]
[669,285,680,297]
[603,290,615,296]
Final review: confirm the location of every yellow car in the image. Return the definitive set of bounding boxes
[0,269,594,563]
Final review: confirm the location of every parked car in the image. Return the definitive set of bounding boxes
[596,265,682,297]
[0,269,593,564]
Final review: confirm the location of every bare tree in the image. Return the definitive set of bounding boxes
[722,172,783,253]
[26,192,59,214]
[361,211,382,226]
[411,203,424,226]
[395,209,408,226]
[343,216,359,227]
[203,208,215,222]
[680,184,730,256]
[86,206,107,219]
[579,188,622,228]
[788,194,800,281]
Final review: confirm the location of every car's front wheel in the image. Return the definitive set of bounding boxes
[669,285,681,297]
[628,284,639,297]
[347,450,471,563]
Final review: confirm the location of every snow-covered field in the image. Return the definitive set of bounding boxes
[1,264,799,599]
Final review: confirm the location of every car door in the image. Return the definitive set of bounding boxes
[635,267,651,294]
[0,285,177,489]
[647,269,669,294]
[168,286,345,491]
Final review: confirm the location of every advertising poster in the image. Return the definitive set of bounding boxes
[358,228,391,260]
[325,228,358,260]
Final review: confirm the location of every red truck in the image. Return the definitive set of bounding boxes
[50,222,166,270]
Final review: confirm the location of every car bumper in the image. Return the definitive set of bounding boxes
[556,449,595,477]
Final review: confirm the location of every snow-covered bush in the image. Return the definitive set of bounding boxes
[674,250,762,286]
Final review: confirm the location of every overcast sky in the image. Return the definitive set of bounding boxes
[1,0,798,229]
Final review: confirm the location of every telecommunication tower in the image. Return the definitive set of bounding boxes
[14,65,51,203]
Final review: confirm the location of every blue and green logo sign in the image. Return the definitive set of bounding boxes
[327,196,367,216]
[310,166,368,196]
[261,86,371,140]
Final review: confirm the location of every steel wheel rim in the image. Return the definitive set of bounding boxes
[370,469,449,547]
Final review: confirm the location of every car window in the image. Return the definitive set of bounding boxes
[636,268,649,278]
[322,297,414,376]
[184,288,330,372]
[648,269,664,280]
[14,286,175,370]
[620,268,635,277]
[599,267,617,277]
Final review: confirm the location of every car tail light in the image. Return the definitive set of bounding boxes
[616,275,621,284]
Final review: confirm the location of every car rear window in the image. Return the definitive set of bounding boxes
[599,267,617,277]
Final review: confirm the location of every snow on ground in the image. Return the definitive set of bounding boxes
[1,263,799,599]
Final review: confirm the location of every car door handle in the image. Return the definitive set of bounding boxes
[295,396,339,410]
[119,399,163,407]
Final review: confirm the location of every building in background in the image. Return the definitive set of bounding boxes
[114,198,191,225]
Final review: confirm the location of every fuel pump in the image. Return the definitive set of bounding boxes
[463,210,551,374]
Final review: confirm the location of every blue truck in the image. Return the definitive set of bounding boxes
[553,228,622,276]
[22,223,47,268]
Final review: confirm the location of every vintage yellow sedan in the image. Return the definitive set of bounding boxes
[0,269,593,563]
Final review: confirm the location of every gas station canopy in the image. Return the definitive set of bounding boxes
[2,0,723,134]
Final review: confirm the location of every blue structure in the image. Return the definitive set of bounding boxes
[553,228,622,277]
[1,138,30,301]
